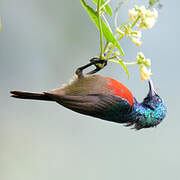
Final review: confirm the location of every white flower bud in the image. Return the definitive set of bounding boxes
[137,8,158,29]
[140,66,152,80]
[145,17,156,29]
[136,52,145,62]
[131,30,142,39]
[144,58,151,67]
[138,5,146,18]
[131,37,142,47]
[153,8,158,19]
[128,8,138,21]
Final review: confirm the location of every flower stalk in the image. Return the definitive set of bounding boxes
[97,0,104,59]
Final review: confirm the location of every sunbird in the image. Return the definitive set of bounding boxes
[10,58,166,130]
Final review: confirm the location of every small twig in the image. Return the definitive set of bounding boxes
[97,0,104,59]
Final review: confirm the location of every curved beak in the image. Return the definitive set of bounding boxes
[148,79,156,97]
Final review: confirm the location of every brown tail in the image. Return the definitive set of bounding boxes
[10,90,54,101]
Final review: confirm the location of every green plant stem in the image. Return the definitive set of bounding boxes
[105,35,123,58]
[124,61,137,65]
[131,16,140,28]
[108,59,119,63]
[97,0,104,59]
[103,41,109,53]
[120,20,130,28]
[108,56,118,59]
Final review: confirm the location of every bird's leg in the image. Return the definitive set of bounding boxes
[87,58,107,75]
[75,61,94,78]
[75,57,107,78]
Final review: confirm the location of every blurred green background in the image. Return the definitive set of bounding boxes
[1,0,180,180]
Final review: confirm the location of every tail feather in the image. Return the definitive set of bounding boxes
[10,90,54,101]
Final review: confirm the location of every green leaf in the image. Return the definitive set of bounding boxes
[80,0,124,56]
[91,0,112,16]
[149,0,160,8]
[119,61,129,78]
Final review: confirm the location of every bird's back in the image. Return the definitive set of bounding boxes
[52,74,134,107]
[58,74,111,96]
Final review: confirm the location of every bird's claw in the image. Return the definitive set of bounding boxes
[75,57,107,78]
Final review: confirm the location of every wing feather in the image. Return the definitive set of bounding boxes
[44,92,132,120]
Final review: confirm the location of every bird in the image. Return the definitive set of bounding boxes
[10,58,166,130]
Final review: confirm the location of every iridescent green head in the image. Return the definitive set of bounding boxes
[134,80,167,130]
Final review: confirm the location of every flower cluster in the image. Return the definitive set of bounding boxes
[129,5,158,29]
[130,30,142,47]
[115,5,158,81]
[116,5,158,50]
[122,5,157,80]
[116,25,142,46]
[136,52,152,80]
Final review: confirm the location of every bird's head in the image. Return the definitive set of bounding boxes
[134,79,167,129]
[143,80,164,110]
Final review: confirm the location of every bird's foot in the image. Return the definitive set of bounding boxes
[75,57,107,78]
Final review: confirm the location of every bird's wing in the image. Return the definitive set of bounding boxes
[44,92,132,118]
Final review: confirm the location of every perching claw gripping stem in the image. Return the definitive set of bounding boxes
[75,57,107,78]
